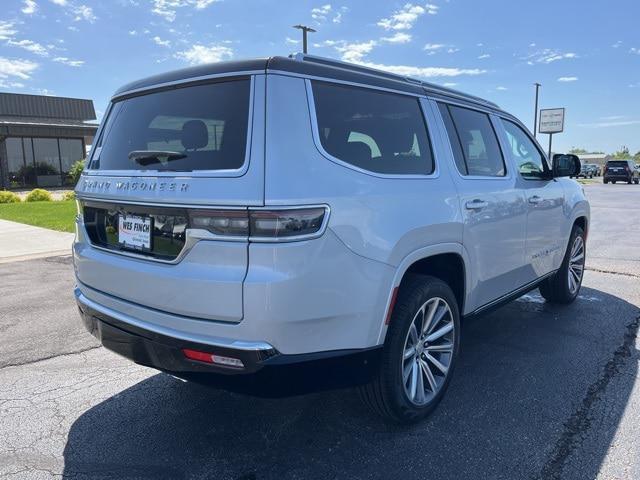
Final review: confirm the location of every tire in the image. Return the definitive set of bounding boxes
[612,180,616,184]
[635,179,639,185]
[359,275,460,424]
[539,225,586,304]
[604,179,608,184]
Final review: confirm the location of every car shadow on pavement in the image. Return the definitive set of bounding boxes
[62,287,639,480]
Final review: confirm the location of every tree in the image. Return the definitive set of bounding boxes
[634,151,640,162]
[612,146,630,159]
[569,147,588,155]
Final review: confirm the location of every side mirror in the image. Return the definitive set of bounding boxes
[552,154,581,177]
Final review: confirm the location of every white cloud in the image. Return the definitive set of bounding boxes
[478,53,490,59]
[129,29,137,35]
[336,40,377,63]
[6,39,49,57]
[447,47,459,54]
[578,120,640,128]
[151,0,220,22]
[378,3,436,31]
[423,43,445,51]
[22,0,38,14]
[525,49,577,64]
[0,79,26,89]
[49,0,67,5]
[311,4,332,22]
[362,62,485,78]
[496,86,507,91]
[0,56,39,79]
[332,7,347,23]
[0,21,17,40]
[153,35,171,47]
[73,4,96,22]
[630,47,640,55]
[381,32,412,44]
[175,43,233,64]
[612,40,622,48]
[53,56,84,67]
[442,82,458,87]
[557,76,578,82]
[285,37,299,45]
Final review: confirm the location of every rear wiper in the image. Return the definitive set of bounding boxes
[128,150,187,166]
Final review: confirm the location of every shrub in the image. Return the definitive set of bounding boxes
[61,190,76,201]
[25,188,53,202]
[0,191,21,204]
[69,159,86,186]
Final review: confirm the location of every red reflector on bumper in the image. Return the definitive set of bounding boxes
[182,348,214,364]
[385,287,399,325]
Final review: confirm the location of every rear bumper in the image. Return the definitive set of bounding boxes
[604,174,632,181]
[75,288,381,395]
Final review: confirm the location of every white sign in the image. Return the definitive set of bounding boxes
[118,214,152,250]
[539,108,565,134]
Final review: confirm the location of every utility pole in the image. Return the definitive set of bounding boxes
[533,82,541,138]
[293,25,316,54]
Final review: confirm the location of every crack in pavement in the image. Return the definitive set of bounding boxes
[536,313,640,480]
[0,346,101,371]
[585,267,640,279]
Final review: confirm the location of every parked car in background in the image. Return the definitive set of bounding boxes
[603,159,640,184]
[574,163,596,179]
[73,54,590,423]
[588,164,601,176]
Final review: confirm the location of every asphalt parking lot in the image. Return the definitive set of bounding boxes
[1,182,638,480]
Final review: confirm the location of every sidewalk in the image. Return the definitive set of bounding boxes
[0,219,74,263]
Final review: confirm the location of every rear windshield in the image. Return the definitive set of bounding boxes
[89,78,251,172]
[607,161,629,167]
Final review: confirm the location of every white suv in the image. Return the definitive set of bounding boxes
[74,54,589,423]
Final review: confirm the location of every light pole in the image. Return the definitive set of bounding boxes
[293,25,316,54]
[533,82,541,138]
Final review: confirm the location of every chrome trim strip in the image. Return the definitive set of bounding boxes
[74,287,276,352]
[469,270,557,316]
[288,53,500,109]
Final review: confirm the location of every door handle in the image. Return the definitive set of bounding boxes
[528,195,542,205]
[465,199,489,210]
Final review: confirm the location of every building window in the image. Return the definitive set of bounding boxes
[6,138,25,188]
[59,138,84,186]
[33,138,62,187]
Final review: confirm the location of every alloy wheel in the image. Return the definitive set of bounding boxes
[568,235,585,295]
[401,297,455,406]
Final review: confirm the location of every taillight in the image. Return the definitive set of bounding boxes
[189,206,328,241]
[189,209,249,237]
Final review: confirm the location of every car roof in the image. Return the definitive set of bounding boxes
[112,54,502,113]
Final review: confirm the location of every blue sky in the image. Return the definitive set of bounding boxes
[0,0,638,154]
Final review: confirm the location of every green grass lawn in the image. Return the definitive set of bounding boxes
[0,200,76,233]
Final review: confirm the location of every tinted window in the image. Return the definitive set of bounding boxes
[59,138,84,186]
[312,81,434,175]
[607,161,630,168]
[439,104,505,177]
[33,138,62,187]
[6,137,26,188]
[501,119,547,179]
[92,79,250,171]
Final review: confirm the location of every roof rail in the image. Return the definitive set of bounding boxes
[290,52,499,110]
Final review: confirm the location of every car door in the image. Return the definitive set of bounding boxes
[497,117,566,280]
[434,101,528,312]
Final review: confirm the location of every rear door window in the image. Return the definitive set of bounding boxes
[438,103,506,177]
[311,81,434,175]
[90,78,251,172]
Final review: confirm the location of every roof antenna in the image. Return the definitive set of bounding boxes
[293,25,316,54]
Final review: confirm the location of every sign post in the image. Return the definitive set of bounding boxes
[538,108,565,160]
